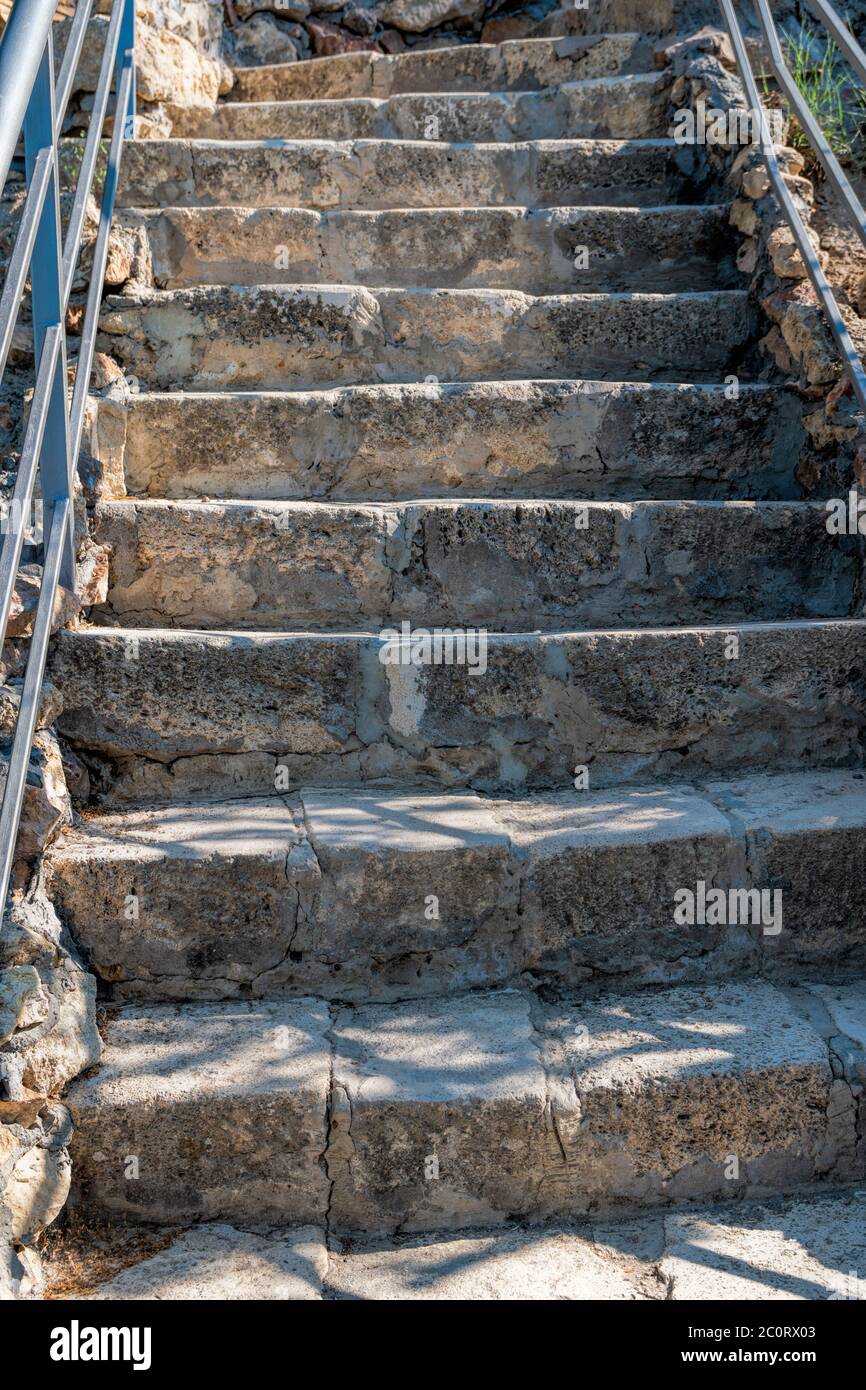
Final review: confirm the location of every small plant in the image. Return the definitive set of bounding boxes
[779,18,866,171]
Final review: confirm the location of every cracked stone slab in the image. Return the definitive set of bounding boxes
[188,74,672,143]
[90,499,856,632]
[46,800,321,999]
[495,785,755,988]
[538,979,840,1213]
[96,284,754,391]
[124,204,736,295]
[115,138,713,212]
[661,1192,866,1300]
[97,381,805,504]
[77,1225,328,1301]
[229,34,653,102]
[66,1001,332,1224]
[50,621,866,804]
[328,990,549,1231]
[45,774,866,1003]
[704,771,866,972]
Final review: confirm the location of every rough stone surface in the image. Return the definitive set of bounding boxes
[117,138,713,211]
[661,1193,866,1300]
[50,621,866,803]
[96,284,754,390]
[67,1001,332,1223]
[45,771,866,1002]
[78,1224,328,1300]
[88,498,857,630]
[187,73,672,142]
[123,203,737,294]
[228,34,653,101]
[92,381,806,504]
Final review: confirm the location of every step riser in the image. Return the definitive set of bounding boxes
[50,623,866,805]
[47,776,866,1004]
[93,384,805,503]
[129,205,737,294]
[114,140,713,211]
[227,35,654,103]
[90,501,860,632]
[97,286,755,390]
[65,983,864,1229]
[189,77,672,143]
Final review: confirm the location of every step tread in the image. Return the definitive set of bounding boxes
[48,1188,866,1300]
[89,497,858,632]
[97,284,754,390]
[65,976,864,1227]
[192,72,672,143]
[124,202,736,294]
[47,770,866,1000]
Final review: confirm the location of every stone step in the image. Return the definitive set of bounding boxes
[49,620,866,805]
[227,35,655,104]
[97,285,755,390]
[48,1188,866,1300]
[64,978,866,1228]
[188,74,672,143]
[91,381,805,503]
[46,771,866,1004]
[114,138,715,211]
[89,499,858,632]
[125,203,737,294]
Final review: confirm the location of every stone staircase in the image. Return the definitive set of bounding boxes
[43,20,866,1280]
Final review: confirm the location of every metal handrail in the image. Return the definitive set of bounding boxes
[719,0,866,415]
[0,0,135,916]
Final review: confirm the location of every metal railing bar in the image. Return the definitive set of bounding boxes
[0,321,63,654]
[68,56,132,466]
[61,0,125,308]
[721,0,866,415]
[53,0,95,138]
[0,0,58,193]
[0,144,51,381]
[755,0,866,251]
[0,497,70,912]
[806,0,866,87]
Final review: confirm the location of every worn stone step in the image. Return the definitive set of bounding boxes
[49,620,866,805]
[125,203,737,294]
[89,499,859,632]
[189,74,672,143]
[64,978,865,1228]
[97,285,755,390]
[45,771,866,1004]
[48,1189,866,1300]
[227,35,655,104]
[114,138,715,211]
[89,381,805,503]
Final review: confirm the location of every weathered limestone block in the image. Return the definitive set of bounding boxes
[538,981,841,1212]
[49,621,866,801]
[496,786,751,987]
[67,1002,332,1223]
[46,801,321,1000]
[117,137,710,211]
[296,788,517,995]
[328,991,549,1231]
[102,381,804,504]
[95,283,754,390]
[123,202,735,294]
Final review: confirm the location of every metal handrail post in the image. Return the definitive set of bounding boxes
[119,0,136,135]
[22,28,74,590]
